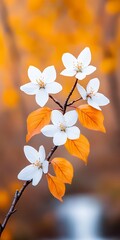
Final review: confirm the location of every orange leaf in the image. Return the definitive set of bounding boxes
[26,107,51,142]
[76,104,106,132]
[65,134,90,163]
[51,158,73,184]
[46,173,65,202]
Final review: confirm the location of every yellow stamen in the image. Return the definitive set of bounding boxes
[87,88,95,98]
[36,79,45,88]
[33,160,42,169]
[60,123,66,132]
[74,61,83,72]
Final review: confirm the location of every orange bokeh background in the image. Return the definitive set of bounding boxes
[0,0,120,239]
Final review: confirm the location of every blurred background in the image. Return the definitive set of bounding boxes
[0,0,120,239]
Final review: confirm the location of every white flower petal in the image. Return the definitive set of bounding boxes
[66,126,80,140]
[92,93,110,106]
[53,131,67,146]
[77,83,87,100]
[28,66,41,83]
[42,160,49,174]
[42,66,56,83]
[62,53,77,69]
[18,165,36,181]
[60,69,76,77]
[41,125,58,137]
[35,89,49,107]
[32,169,42,186]
[45,82,62,94]
[20,82,38,95]
[24,146,39,163]
[51,110,64,126]
[39,145,45,163]
[88,97,101,110]
[87,78,100,94]
[64,110,78,127]
[83,65,96,75]
[76,72,86,80]
[78,47,91,67]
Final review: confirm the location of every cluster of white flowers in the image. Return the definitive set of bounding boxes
[18,47,110,186]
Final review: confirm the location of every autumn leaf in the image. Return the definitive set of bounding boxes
[51,158,73,184]
[76,104,106,133]
[26,107,51,142]
[65,134,90,163]
[46,173,65,202]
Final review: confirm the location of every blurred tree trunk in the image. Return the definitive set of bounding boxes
[0,0,27,134]
[102,9,120,134]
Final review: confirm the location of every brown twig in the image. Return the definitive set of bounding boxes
[67,97,82,106]
[47,145,58,161]
[49,95,63,109]
[0,180,31,236]
[63,79,78,114]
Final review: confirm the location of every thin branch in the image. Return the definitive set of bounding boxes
[0,180,31,236]
[47,145,58,162]
[67,97,82,106]
[0,78,78,236]
[63,79,78,114]
[49,95,63,109]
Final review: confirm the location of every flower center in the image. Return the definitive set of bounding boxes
[59,123,66,132]
[33,160,42,169]
[87,88,95,98]
[73,61,83,72]
[36,79,45,89]
[87,93,93,98]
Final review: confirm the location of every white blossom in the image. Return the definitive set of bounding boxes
[18,145,49,186]
[41,110,80,146]
[61,47,96,80]
[77,78,110,110]
[20,66,62,107]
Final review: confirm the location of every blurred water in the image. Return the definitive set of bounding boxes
[57,237,114,240]
[56,195,103,239]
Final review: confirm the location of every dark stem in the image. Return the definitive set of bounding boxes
[63,79,78,114]
[67,97,82,106]
[47,145,58,162]
[49,95,63,109]
[0,180,31,236]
